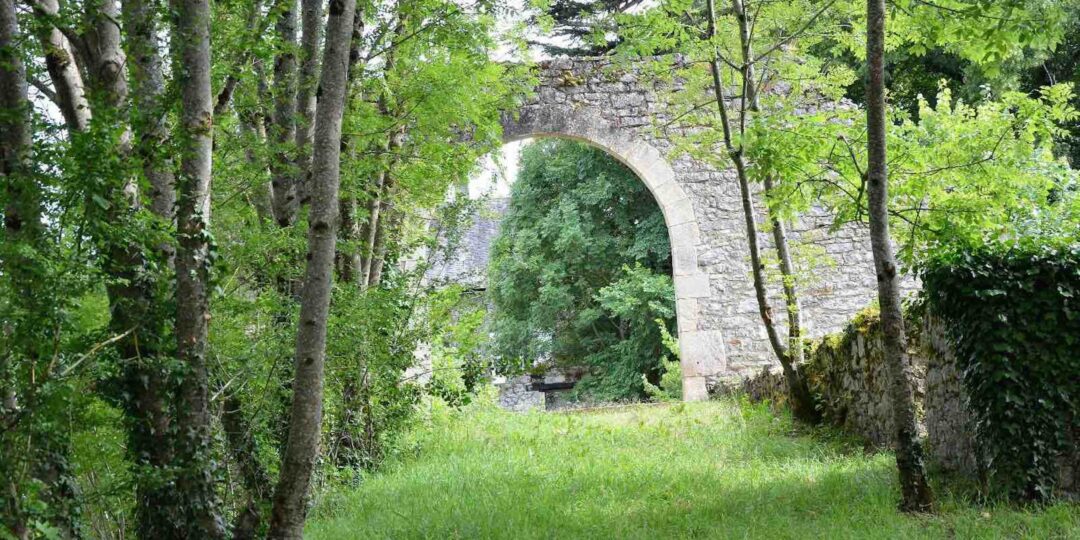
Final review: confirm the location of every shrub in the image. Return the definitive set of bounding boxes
[643,320,682,402]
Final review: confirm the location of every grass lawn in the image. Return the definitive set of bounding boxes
[306,399,1079,539]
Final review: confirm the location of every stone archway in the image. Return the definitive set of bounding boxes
[501,105,716,401]
[498,57,885,402]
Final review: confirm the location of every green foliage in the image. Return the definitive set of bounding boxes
[488,139,674,401]
[922,238,1080,501]
[642,320,682,402]
[889,0,1067,71]
[752,83,1080,266]
[306,400,1080,538]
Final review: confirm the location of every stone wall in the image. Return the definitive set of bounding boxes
[496,375,545,412]
[741,310,1077,495]
[504,56,887,396]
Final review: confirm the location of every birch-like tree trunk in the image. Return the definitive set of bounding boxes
[294,0,321,204]
[268,0,357,534]
[865,0,934,512]
[1,2,34,534]
[123,0,175,221]
[29,0,91,132]
[270,0,301,226]
[172,0,227,532]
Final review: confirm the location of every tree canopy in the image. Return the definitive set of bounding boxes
[489,139,674,401]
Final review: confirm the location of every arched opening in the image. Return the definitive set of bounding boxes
[422,105,713,405]
[501,106,713,402]
[482,137,676,407]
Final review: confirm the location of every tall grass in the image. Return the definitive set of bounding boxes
[307,399,1078,539]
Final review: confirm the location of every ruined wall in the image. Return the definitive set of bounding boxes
[507,57,884,390]
[741,312,1077,495]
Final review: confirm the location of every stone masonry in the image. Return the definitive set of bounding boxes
[740,312,1078,495]
[503,57,883,400]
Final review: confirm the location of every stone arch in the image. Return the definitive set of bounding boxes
[501,105,714,401]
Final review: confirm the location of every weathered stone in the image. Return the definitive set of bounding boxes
[740,312,1078,496]
[498,57,884,400]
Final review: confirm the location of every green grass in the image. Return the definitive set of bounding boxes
[306,399,1079,539]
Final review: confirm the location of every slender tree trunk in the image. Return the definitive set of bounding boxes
[731,0,807,376]
[267,0,357,534]
[368,205,400,288]
[359,172,385,284]
[68,1,184,533]
[294,0,321,205]
[865,0,933,512]
[270,0,300,226]
[239,115,276,225]
[123,0,175,221]
[172,0,226,533]
[335,12,368,283]
[705,0,816,421]
[1,2,34,535]
[337,196,363,282]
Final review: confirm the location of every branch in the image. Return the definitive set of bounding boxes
[751,0,838,64]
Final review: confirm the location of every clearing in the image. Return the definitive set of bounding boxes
[307,400,1078,539]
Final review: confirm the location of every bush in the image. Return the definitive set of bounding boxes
[922,239,1080,501]
[643,321,682,402]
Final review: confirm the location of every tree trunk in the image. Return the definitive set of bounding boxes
[123,0,175,221]
[359,172,385,285]
[1,2,34,535]
[705,0,816,421]
[29,0,91,132]
[367,205,399,288]
[337,196,363,282]
[294,0,321,205]
[267,0,357,534]
[733,0,816,422]
[270,0,300,226]
[240,115,277,225]
[335,13,368,284]
[172,0,226,533]
[865,0,934,513]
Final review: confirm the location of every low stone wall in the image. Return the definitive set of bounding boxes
[496,375,545,412]
[740,310,1077,495]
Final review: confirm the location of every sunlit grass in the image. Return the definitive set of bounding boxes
[307,399,1079,539]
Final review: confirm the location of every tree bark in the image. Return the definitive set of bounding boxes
[294,0,321,205]
[335,11,368,284]
[172,0,227,532]
[359,171,385,285]
[367,204,399,288]
[865,0,934,512]
[270,0,300,226]
[267,0,356,534]
[123,0,175,221]
[29,0,91,132]
[731,0,807,374]
[1,2,34,535]
[84,0,128,109]
[337,196,363,282]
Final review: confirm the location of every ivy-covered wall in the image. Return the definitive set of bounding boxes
[740,310,1078,496]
